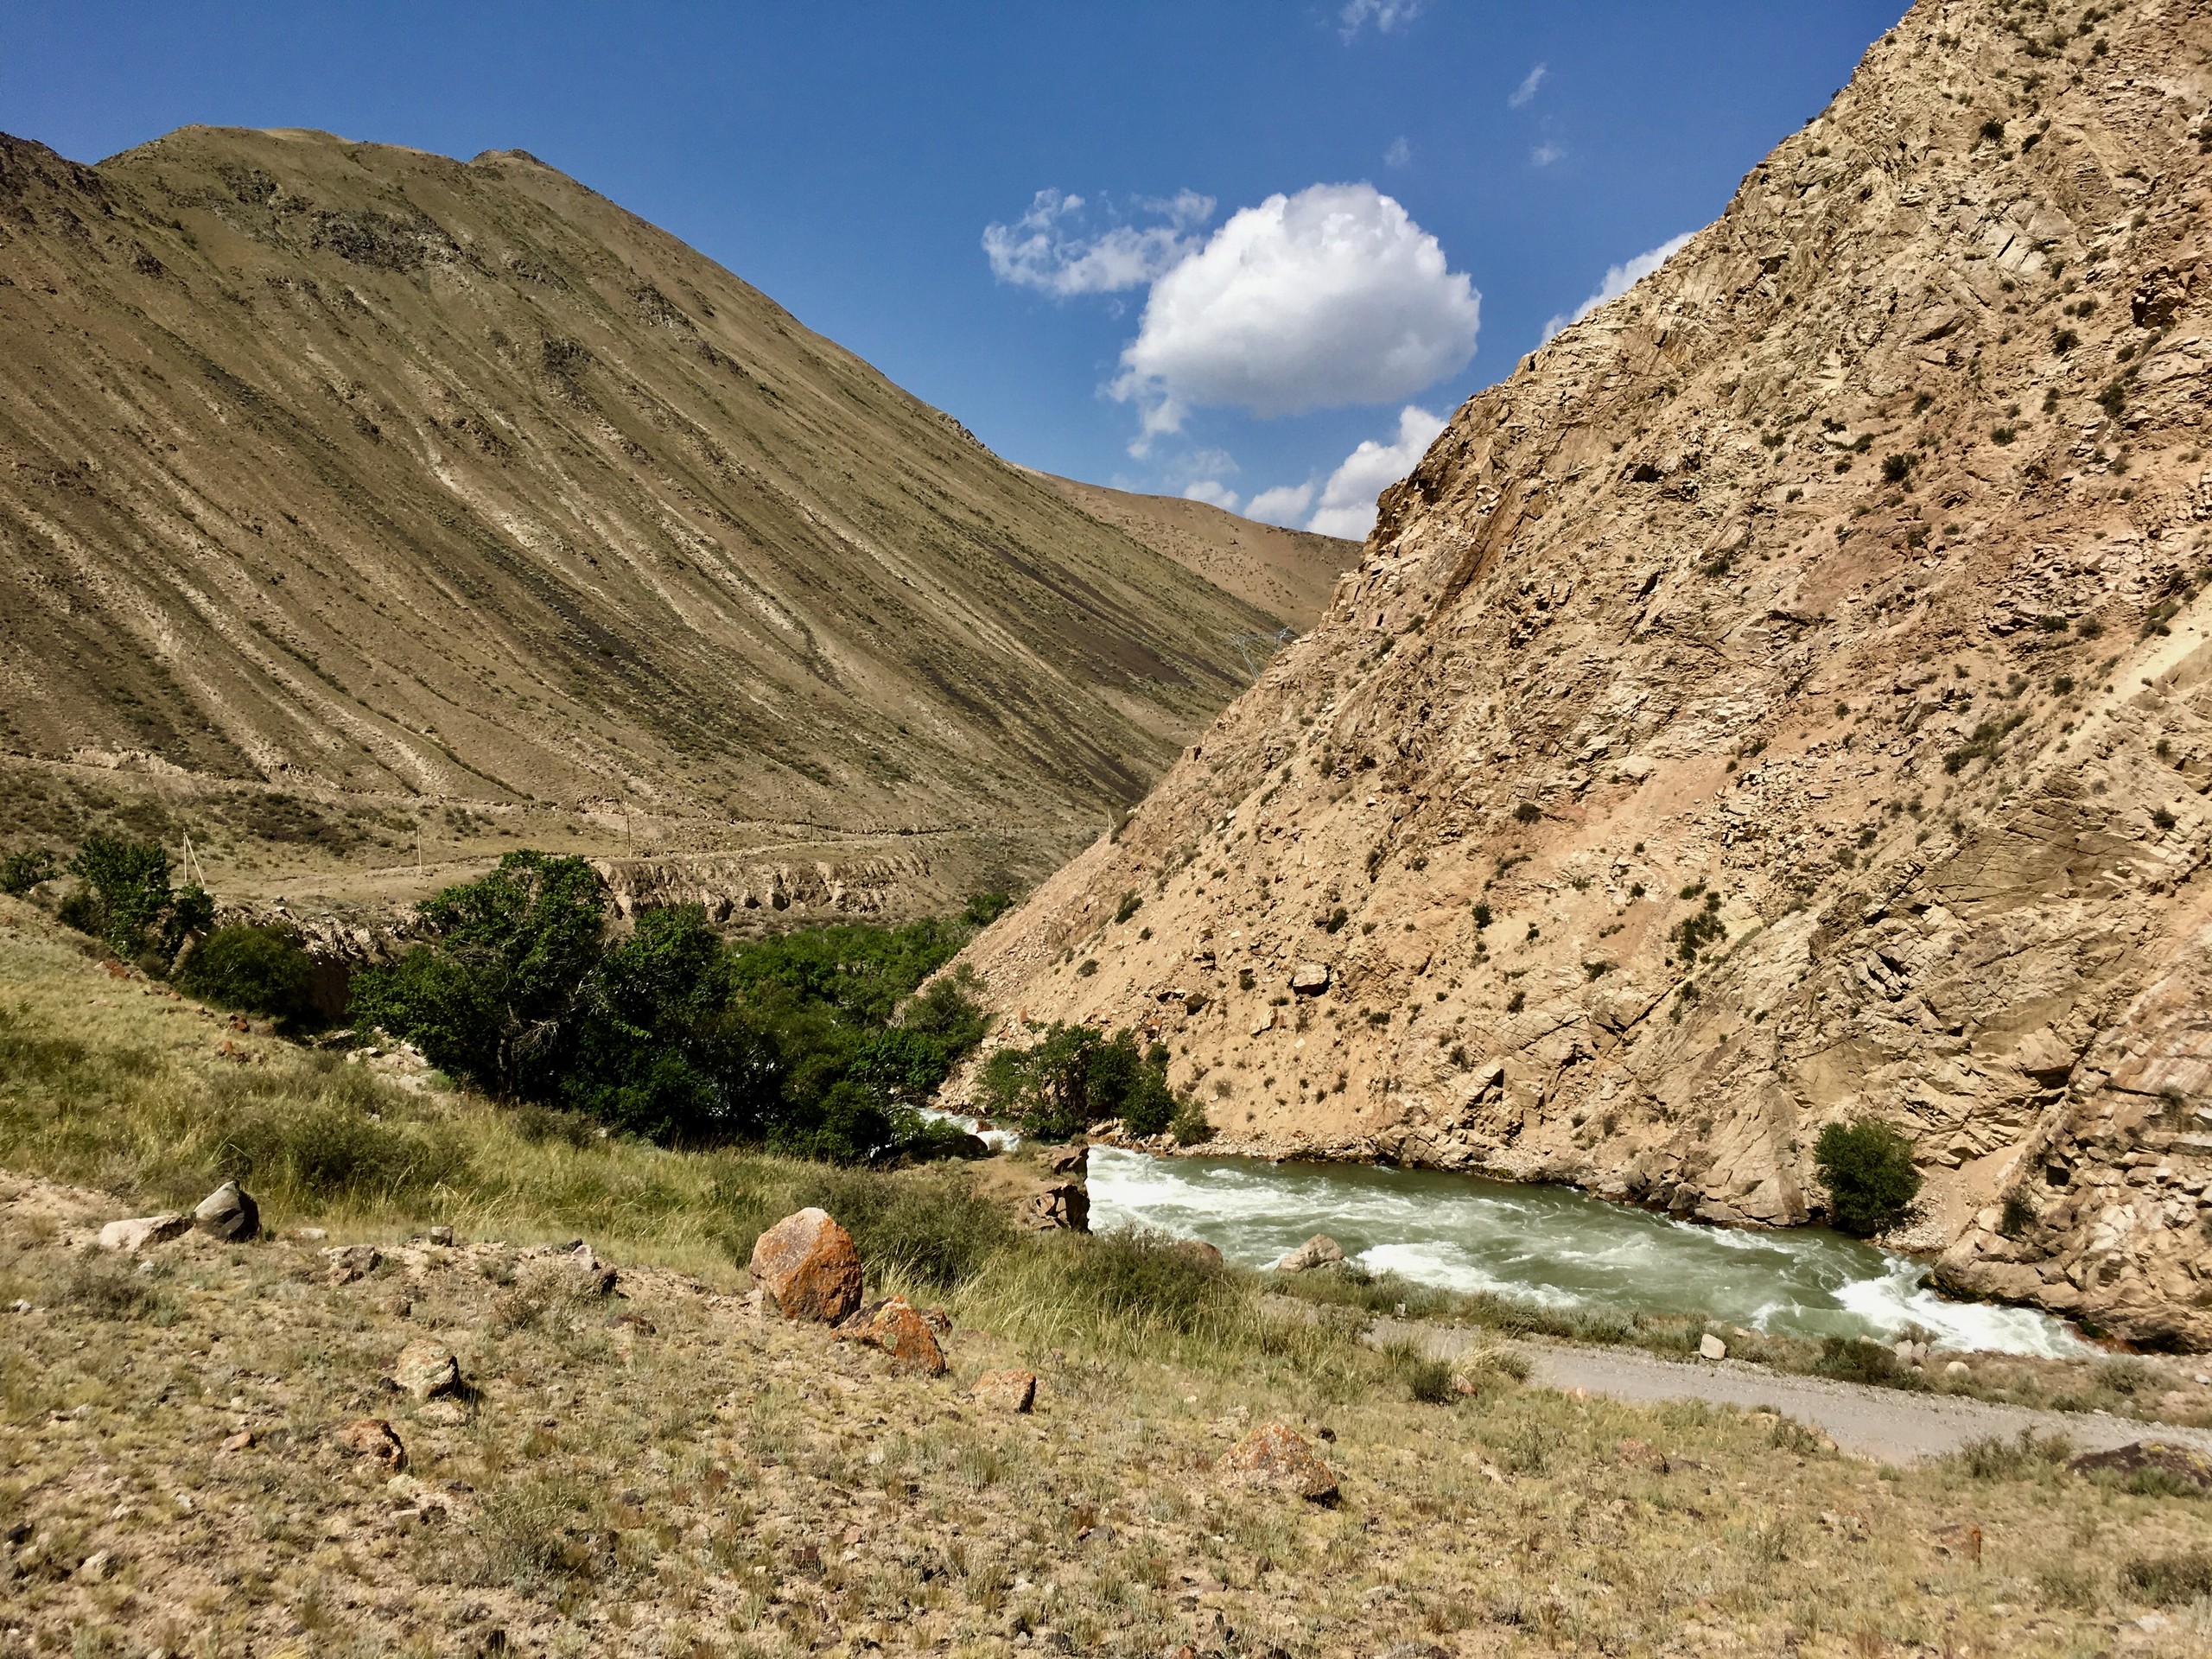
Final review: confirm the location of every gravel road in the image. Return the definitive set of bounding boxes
[1367,1317,2212,1464]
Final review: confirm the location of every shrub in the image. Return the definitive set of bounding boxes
[1113,891,1142,925]
[962,890,1014,928]
[177,923,318,1028]
[1880,452,1912,484]
[1815,1118,1923,1235]
[770,1165,1012,1290]
[1810,1335,1910,1385]
[1514,802,1542,824]
[1169,1093,1214,1145]
[1,848,57,897]
[2121,1551,2212,1607]
[1999,1189,2037,1237]
[1956,1427,2071,1481]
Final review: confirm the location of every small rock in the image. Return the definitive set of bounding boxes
[1024,1180,1090,1233]
[1274,1234,1344,1273]
[1289,962,1332,995]
[1043,1144,1090,1177]
[1698,1333,1727,1361]
[840,1296,947,1375]
[1218,1421,1338,1502]
[1617,1437,1669,1472]
[97,1213,188,1255]
[392,1339,461,1402]
[1945,1359,1970,1377]
[748,1208,863,1324]
[563,1241,618,1295]
[75,1548,112,1583]
[1173,1238,1225,1268]
[972,1370,1038,1413]
[295,1226,328,1243]
[219,1429,254,1452]
[426,1225,454,1247]
[324,1243,382,1286]
[192,1180,259,1243]
[338,1417,408,1471]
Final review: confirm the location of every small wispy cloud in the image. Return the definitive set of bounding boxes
[1509,62,1548,108]
[1383,135,1412,168]
[982,188,1214,298]
[1339,0,1422,41]
[1530,142,1564,167]
[1181,480,1240,512]
[1541,231,1695,340]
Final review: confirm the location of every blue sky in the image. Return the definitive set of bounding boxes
[5,1,1904,536]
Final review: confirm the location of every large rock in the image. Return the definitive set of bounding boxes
[838,1296,947,1375]
[1218,1422,1338,1502]
[1274,1234,1344,1273]
[192,1181,259,1243]
[98,1213,188,1254]
[1023,1180,1090,1233]
[748,1208,863,1324]
[392,1340,461,1402]
[1289,963,1332,996]
[2069,1440,2212,1497]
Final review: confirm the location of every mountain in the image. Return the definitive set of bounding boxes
[0,126,1283,917]
[960,0,2212,1347]
[1025,472,1357,632]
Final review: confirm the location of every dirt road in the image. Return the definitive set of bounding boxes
[1370,1317,2212,1464]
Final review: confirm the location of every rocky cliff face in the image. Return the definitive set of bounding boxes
[961,0,2212,1348]
[0,126,1281,906]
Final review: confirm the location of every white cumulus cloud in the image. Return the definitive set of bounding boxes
[982,188,1215,297]
[1109,183,1478,447]
[1301,405,1446,540]
[1541,231,1695,341]
[1509,62,1548,108]
[1244,482,1316,525]
[1181,480,1241,512]
[1339,0,1422,40]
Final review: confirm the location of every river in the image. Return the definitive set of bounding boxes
[1084,1146,2087,1357]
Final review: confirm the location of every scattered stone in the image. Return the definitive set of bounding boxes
[1616,1437,1669,1472]
[1043,1143,1090,1176]
[1025,1180,1090,1233]
[338,1417,409,1471]
[1698,1333,1728,1361]
[219,1429,254,1452]
[1944,1359,1970,1377]
[2068,1440,2212,1496]
[191,1180,259,1243]
[392,1339,461,1402]
[325,1243,382,1286]
[1173,1238,1225,1268]
[295,1226,329,1242]
[1274,1234,1344,1273]
[972,1370,1038,1413]
[749,1208,863,1324]
[427,1225,455,1247]
[97,1212,188,1255]
[76,1548,112,1583]
[1289,962,1332,996]
[1218,1421,1338,1502]
[563,1241,618,1295]
[838,1296,947,1375]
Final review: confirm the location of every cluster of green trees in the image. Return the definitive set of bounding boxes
[976,1020,1207,1144]
[344,852,1001,1161]
[10,835,215,972]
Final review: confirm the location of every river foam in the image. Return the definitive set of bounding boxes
[1087,1146,2087,1357]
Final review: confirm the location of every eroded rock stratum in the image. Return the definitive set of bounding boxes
[963,0,2212,1349]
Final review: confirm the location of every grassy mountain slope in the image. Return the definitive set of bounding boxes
[0,126,1281,912]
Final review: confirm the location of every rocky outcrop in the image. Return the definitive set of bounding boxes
[962,0,2212,1347]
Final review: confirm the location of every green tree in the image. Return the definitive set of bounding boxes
[62,835,212,966]
[977,1023,1182,1141]
[1814,1118,1923,1236]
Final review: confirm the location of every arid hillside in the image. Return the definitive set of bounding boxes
[1027,470,1357,633]
[962,0,2212,1348]
[0,126,1283,916]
